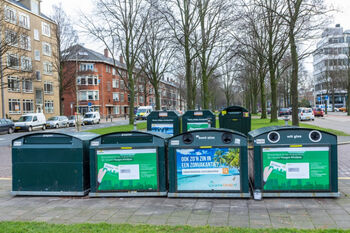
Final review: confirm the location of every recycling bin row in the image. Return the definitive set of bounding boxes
[147,106,251,137]
[11,127,340,199]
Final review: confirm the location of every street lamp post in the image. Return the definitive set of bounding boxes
[0,30,5,118]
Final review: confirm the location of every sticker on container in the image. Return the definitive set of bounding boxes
[13,141,22,146]
[286,163,309,179]
[159,112,168,117]
[171,140,180,146]
[234,138,241,145]
[243,112,249,117]
[256,139,265,144]
[194,111,203,116]
[118,165,140,180]
[91,141,100,147]
[222,110,227,116]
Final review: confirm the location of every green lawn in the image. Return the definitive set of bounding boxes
[0,222,347,233]
[86,122,147,135]
[251,118,350,136]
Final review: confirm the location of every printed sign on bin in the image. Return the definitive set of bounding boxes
[96,148,158,191]
[187,122,210,131]
[176,147,240,191]
[262,147,330,191]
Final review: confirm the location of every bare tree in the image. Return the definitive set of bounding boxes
[219,57,237,107]
[51,4,79,115]
[138,0,175,110]
[161,0,200,109]
[80,0,149,124]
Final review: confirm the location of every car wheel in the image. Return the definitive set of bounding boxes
[8,127,14,134]
[28,126,33,132]
[97,120,100,124]
[55,124,59,129]
[42,125,46,130]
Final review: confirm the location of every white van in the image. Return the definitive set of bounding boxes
[83,112,101,125]
[136,106,153,120]
[14,113,46,132]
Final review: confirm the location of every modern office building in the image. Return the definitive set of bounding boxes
[0,0,60,120]
[313,24,348,108]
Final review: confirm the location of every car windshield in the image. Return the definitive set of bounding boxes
[69,116,77,120]
[280,108,288,111]
[85,114,93,118]
[18,116,32,122]
[137,109,147,113]
[316,108,322,111]
[48,117,58,121]
[304,109,312,113]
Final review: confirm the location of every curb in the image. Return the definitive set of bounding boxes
[338,141,350,145]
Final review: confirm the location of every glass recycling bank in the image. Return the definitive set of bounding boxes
[248,126,339,199]
[11,132,97,196]
[147,110,181,136]
[182,110,216,132]
[167,128,250,198]
[88,131,170,197]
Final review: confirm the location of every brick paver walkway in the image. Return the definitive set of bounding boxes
[0,179,350,229]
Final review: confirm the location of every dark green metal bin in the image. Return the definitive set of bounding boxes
[182,110,215,133]
[147,110,181,136]
[219,106,251,135]
[89,131,170,197]
[248,126,339,199]
[167,128,250,198]
[12,132,97,196]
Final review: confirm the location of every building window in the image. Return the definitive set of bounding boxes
[21,56,32,71]
[44,81,53,94]
[42,42,51,56]
[42,22,51,37]
[112,79,117,88]
[9,99,21,114]
[45,100,54,113]
[140,96,144,104]
[113,106,120,114]
[7,54,19,69]
[34,29,40,41]
[8,76,20,92]
[43,62,53,74]
[112,68,116,75]
[23,99,34,113]
[87,76,94,85]
[79,91,99,101]
[36,71,41,81]
[120,80,125,89]
[22,79,33,93]
[79,63,94,72]
[80,77,86,85]
[19,13,30,29]
[113,93,119,101]
[4,6,16,24]
[106,65,111,72]
[5,30,18,46]
[20,35,31,50]
[120,93,124,102]
[34,50,40,61]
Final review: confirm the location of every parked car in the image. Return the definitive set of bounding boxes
[278,108,290,116]
[14,113,46,132]
[83,112,101,125]
[267,108,271,114]
[298,108,315,121]
[46,116,69,129]
[313,107,324,117]
[0,119,14,134]
[68,115,84,127]
[339,107,347,113]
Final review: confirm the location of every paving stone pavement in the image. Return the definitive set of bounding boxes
[1,179,350,229]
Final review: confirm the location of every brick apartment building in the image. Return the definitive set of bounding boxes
[62,44,156,118]
[1,0,59,120]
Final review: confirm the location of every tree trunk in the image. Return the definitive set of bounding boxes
[348,71,350,115]
[59,64,64,115]
[270,72,278,122]
[260,74,267,119]
[128,71,135,124]
[185,38,194,110]
[155,85,160,110]
[290,31,299,126]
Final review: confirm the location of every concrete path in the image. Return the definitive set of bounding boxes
[0,179,350,229]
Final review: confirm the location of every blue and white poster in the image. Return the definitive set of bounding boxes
[176,148,240,191]
[151,123,174,136]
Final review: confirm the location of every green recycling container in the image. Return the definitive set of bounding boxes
[12,132,98,196]
[182,110,215,133]
[147,110,181,136]
[248,126,339,199]
[219,106,251,135]
[167,128,250,198]
[89,131,170,197]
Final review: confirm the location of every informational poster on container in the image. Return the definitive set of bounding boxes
[187,122,210,131]
[262,147,330,191]
[151,123,174,136]
[96,149,158,191]
[176,148,240,191]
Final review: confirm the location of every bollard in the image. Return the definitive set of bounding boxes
[133,119,137,130]
[283,115,289,126]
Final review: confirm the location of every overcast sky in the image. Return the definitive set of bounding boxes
[40,0,350,74]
